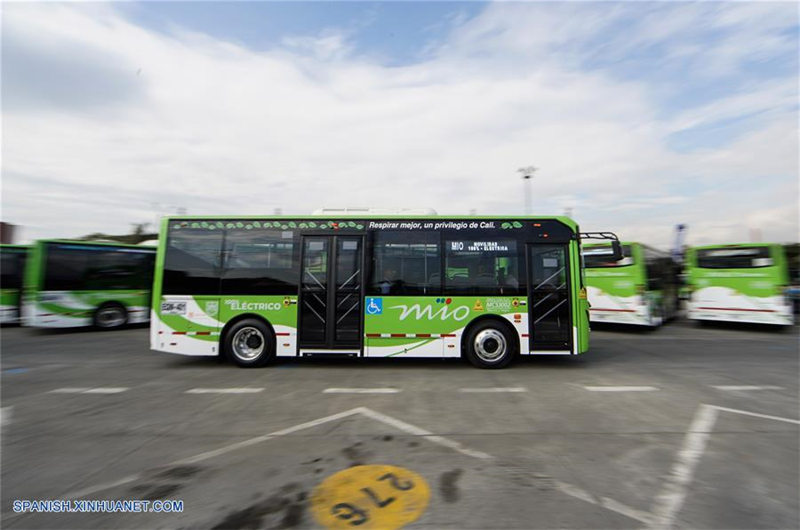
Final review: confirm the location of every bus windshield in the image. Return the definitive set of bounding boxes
[696,247,772,269]
[582,245,633,268]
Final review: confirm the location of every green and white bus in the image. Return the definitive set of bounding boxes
[23,240,156,329]
[1,244,29,324]
[151,216,619,368]
[582,242,680,327]
[685,243,794,326]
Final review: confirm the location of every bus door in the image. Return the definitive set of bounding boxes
[298,235,364,352]
[527,244,572,352]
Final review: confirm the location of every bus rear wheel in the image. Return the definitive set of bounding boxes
[224,319,274,368]
[464,321,515,369]
[94,303,128,330]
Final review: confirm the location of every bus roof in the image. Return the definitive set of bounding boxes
[160,214,580,231]
[689,242,779,251]
[583,241,668,253]
[32,239,157,250]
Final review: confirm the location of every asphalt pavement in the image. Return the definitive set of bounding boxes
[1,320,798,529]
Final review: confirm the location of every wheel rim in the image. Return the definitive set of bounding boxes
[231,327,265,361]
[97,307,125,328]
[474,329,507,362]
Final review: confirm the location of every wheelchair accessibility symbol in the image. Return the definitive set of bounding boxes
[366,298,383,315]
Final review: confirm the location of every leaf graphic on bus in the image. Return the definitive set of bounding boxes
[356,224,364,229]
[216,222,225,228]
[236,222,244,228]
[288,222,297,228]
[272,221,281,228]
[347,221,356,228]
[191,222,200,228]
[512,221,522,228]
[281,224,288,229]
[245,224,253,230]
[253,221,261,228]
[299,223,308,228]
[200,222,209,228]
[172,224,181,230]
[501,222,511,229]
[308,222,317,228]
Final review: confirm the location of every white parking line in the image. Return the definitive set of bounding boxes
[48,388,129,394]
[651,404,800,529]
[583,386,659,392]
[711,405,800,425]
[711,385,784,391]
[185,388,264,394]
[1,406,11,427]
[323,388,400,394]
[459,387,527,393]
[56,406,650,526]
[84,388,129,394]
[651,403,719,529]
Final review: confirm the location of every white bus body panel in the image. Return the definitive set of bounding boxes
[0,305,20,324]
[687,287,794,325]
[586,287,654,326]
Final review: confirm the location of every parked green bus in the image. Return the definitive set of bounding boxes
[150,216,619,368]
[582,242,680,327]
[1,245,29,324]
[22,240,156,329]
[685,243,794,326]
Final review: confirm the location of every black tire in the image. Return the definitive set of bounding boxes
[93,303,128,330]
[223,319,274,368]
[464,320,516,369]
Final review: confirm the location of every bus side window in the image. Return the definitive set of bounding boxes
[163,228,224,295]
[368,231,440,296]
[444,238,523,295]
[221,230,297,295]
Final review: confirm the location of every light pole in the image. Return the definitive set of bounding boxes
[517,166,537,215]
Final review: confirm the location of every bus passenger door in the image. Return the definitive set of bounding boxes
[298,235,364,353]
[527,244,572,353]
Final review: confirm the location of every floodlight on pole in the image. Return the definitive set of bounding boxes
[517,166,537,215]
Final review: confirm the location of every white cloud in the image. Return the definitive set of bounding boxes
[1,2,797,249]
[282,29,354,61]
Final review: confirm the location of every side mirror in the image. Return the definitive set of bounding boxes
[610,240,623,262]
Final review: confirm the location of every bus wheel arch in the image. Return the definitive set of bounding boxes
[93,302,128,330]
[220,314,276,367]
[461,316,518,369]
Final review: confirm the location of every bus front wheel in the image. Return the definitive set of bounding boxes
[94,303,128,330]
[224,319,274,368]
[464,321,515,369]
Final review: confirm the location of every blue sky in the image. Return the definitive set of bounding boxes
[121,1,484,65]
[2,2,798,246]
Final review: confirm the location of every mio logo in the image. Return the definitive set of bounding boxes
[389,304,470,321]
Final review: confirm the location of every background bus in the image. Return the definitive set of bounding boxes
[685,243,793,326]
[1,244,29,324]
[23,240,156,329]
[582,242,679,327]
[150,216,614,368]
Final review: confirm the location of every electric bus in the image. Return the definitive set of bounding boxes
[685,243,793,326]
[150,215,619,368]
[0,244,29,324]
[582,242,680,327]
[23,240,156,329]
